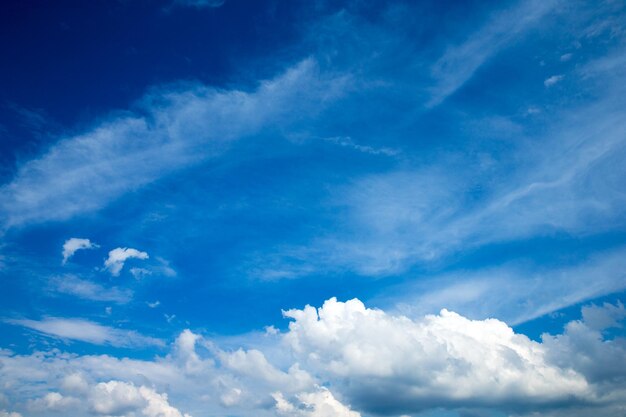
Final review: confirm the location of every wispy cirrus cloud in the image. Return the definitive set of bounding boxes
[255,59,626,281]
[427,0,559,107]
[383,246,626,325]
[0,59,348,228]
[48,275,133,304]
[4,317,163,348]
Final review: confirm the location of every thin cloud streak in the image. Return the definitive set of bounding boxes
[427,0,559,107]
[4,317,163,348]
[48,275,133,304]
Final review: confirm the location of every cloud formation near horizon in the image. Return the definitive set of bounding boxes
[1,299,625,417]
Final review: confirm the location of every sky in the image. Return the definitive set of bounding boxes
[1,0,626,416]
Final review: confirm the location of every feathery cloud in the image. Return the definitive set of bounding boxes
[4,317,163,348]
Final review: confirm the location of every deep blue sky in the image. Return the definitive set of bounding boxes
[1,1,626,417]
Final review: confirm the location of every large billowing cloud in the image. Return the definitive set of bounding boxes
[283,298,591,415]
[1,299,625,417]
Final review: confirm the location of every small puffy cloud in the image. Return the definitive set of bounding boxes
[4,317,163,348]
[560,53,573,61]
[104,247,149,276]
[62,238,98,264]
[273,388,361,417]
[544,74,564,87]
[219,348,314,392]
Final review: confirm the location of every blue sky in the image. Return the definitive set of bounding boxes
[1,0,626,416]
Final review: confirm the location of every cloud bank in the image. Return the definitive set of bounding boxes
[1,298,626,417]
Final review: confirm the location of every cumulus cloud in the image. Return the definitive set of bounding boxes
[1,300,626,416]
[283,298,590,414]
[27,392,79,412]
[62,238,98,264]
[272,388,361,417]
[104,247,149,276]
[90,381,191,417]
[4,317,163,348]
[386,246,626,325]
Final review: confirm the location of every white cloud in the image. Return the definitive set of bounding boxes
[49,275,133,304]
[130,267,152,279]
[1,300,626,416]
[104,247,149,276]
[544,74,564,86]
[62,238,98,264]
[322,136,399,157]
[273,388,361,417]
[4,317,163,348]
[0,59,348,227]
[283,298,590,414]
[0,411,22,417]
[428,0,558,106]
[90,381,191,417]
[27,392,79,412]
[386,246,626,325]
